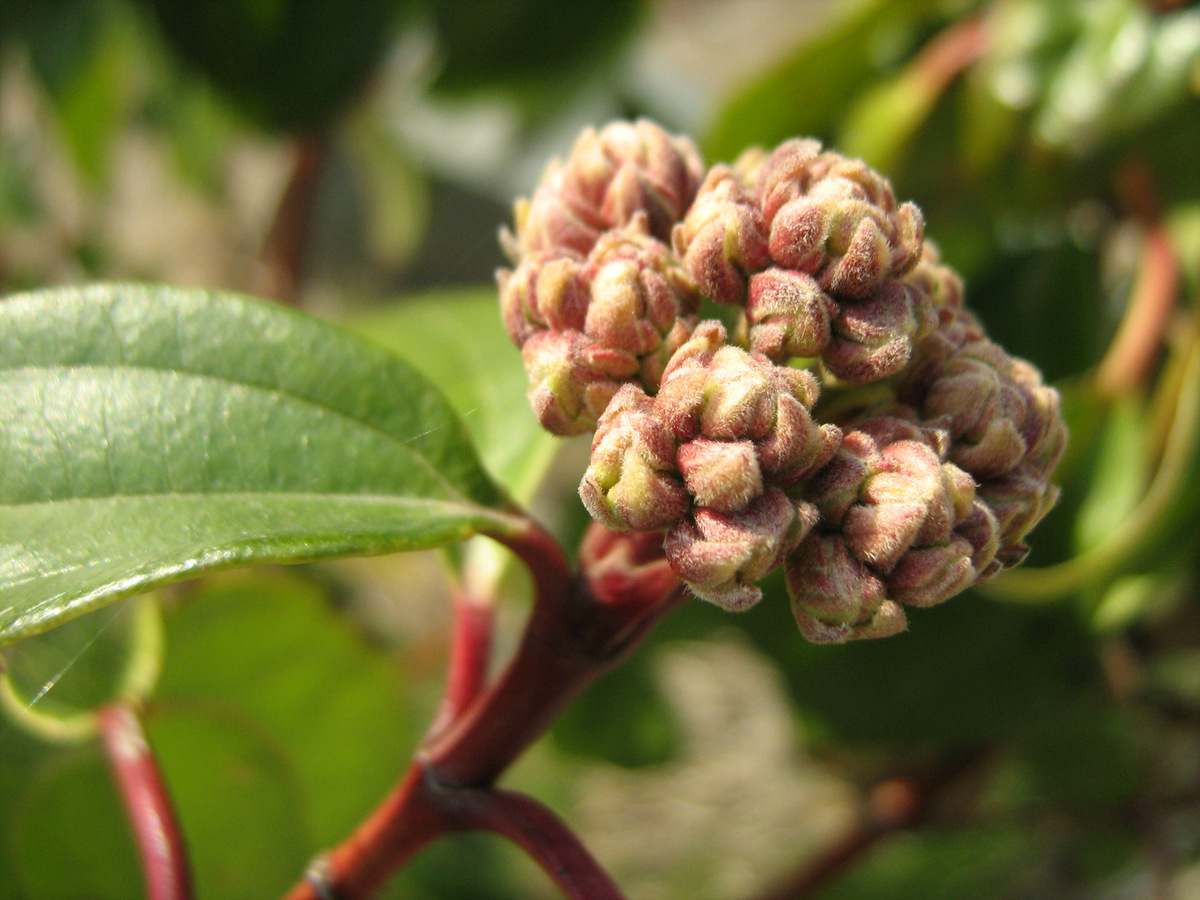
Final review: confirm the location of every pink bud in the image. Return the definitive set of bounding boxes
[667,489,817,611]
[745,267,836,360]
[498,252,589,346]
[672,166,770,306]
[786,533,889,642]
[579,385,689,531]
[522,331,620,435]
[676,438,762,513]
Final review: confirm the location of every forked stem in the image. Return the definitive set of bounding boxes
[280,519,684,900]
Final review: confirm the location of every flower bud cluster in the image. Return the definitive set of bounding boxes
[579,322,841,611]
[499,120,706,434]
[673,139,937,385]
[894,306,1067,566]
[788,415,1001,642]
[499,120,1067,643]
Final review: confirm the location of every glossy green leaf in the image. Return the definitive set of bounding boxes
[346,287,559,503]
[0,284,523,647]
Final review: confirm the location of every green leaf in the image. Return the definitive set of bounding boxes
[429,0,645,96]
[345,287,558,503]
[154,570,423,846]
[138,0,414,132]
[0,284,523,647]
[703,0,941,161]
[7,746,143,900]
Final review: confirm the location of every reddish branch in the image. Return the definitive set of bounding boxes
[1095,163,1182,399]
[259,131,329,304]
[911,12,990,98]
[445,788,627,900]
[754,752,987,900]
[280,521,684,900]
[97,703,193,900]
[425,587,495,744]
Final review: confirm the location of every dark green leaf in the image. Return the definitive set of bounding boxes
[0,284,522,647]
[139,0,412,131]
[429,0,645,96]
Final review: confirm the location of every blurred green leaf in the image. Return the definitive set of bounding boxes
[741,576,1098,745]
[1,601,141,720]
[705,0,955,161]
[139,0,412,132]
[154,570,422,845]
[8,746,143,899]
[1034,0,1200,155]
[1,0,136,184]
[552,649,680,768]
[1073,399,1151,552]
[0,284,522,647]
[813,824,1032,900]
[429,0,645,96]
[147,704,312,898]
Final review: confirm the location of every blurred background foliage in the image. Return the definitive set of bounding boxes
[3,0,1200,897]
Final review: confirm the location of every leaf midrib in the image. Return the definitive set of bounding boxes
[1,361,473,505]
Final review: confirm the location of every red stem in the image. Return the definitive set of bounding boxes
[1095,164,1181,399]
[259,131,328,304]
[279,521,684,900]
[97,704,193,900]
[753,753,986,900]
[425,587,495,744]
[448,789,628,900]
[911,12,990,96]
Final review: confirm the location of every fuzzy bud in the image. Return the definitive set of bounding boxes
[787,416,1000,642]
[786,534,907,642]
[522,331,623,435]
[579,384,689,531]
[895,306,1067,564]
[499,251,589,347]
[744,267,836,360]
[666,488,818,612]
[672,165,770,306]
[655,322,841,490]
[514,119,705,259]
[757,142,924,299]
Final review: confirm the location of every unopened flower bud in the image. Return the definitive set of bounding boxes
[579,384,689,531]
[510,165,605,257]
[655,323,840,489]
[583,218,701,390]
[977,465,1061,566]
[522,331,622,435]
[901,241,964,311]
[757,143,924,299]
[499,251,589,346]
[824,279,935,383]
[672,165,770,306]
[902,309,1058,473]
[666,488,817,611]
[786,533,906,643]
[677,438,762,513]
[788,415,1000,642]
[745,267,837,360]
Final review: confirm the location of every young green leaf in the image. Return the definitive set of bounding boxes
[0,284,524,647]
